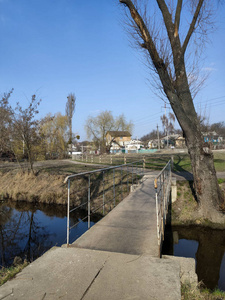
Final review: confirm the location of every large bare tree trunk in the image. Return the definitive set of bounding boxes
[119,0,224,222]
[167,63,224,222]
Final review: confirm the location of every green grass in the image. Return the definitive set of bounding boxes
[0,262,29,286]
[181,283,225,299]
[214,152,225,172]
[218,178,225,184]
[36,164,99,176]
[72,151,225,173]
[146,152,225,173]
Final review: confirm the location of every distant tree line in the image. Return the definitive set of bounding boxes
[141,121,225,144]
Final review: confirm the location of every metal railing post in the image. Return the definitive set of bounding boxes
[136,162,138,184]
[88,175,91,229]
[143,156,145,174]
[154,160,172,253]
[132,163,134,186]
[127,164,129,192]
[67,179,70,247]
[120,166,123,201]
[113,168,116,207]
[103,171,105,215]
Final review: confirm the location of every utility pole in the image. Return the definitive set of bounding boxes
[161,103,170,148]
[164,103,169,148]
[157,124,160,150]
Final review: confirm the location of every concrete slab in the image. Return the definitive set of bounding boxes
[0,247,181,300]
[72,177,159,257]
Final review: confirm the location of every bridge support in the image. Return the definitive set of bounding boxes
[171,177,177,203]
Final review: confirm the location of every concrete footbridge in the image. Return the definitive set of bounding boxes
[0,161,196,300]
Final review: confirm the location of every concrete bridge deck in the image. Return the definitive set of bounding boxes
[0,173,195,300]
[72,175,159,256]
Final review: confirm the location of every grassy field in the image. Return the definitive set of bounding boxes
[1,150,225,176]
[135,151,225,173]
[73,150,225,173]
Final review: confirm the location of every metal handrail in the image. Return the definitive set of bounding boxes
[154,160,171,251]
[65,160,144,246]
[64,160,143,183]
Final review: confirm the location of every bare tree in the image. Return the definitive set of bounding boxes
[119,0,224,222]
[11,95,41,173]
[161,112,175,135]
[65,93,76,144]
[85,111,133,153]
[0,90,13,154]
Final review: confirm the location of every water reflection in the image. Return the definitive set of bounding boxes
[0,201,101,267]
[163,225,225,291]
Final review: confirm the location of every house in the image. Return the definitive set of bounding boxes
[202,131,224,149]
[160,134,180,147]
[175,136,186,148]
[202,131,223,144]
[106,131,132,153]
[125,139,144,153]
[148,139,159,149]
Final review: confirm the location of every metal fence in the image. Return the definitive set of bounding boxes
[64,160,144,246]
[72,153,145,166]
[154,160,171,251]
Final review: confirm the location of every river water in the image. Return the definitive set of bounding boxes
[162,225,225,291]
[0,201,100,267]
[1,202,225,291]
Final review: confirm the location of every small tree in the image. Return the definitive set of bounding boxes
[161,112,175,147]
[0,90,13,154]
[40,113,68,159]
[65,93,76,144]
[11,95,41,173]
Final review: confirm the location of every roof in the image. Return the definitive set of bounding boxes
[106,131,131,137]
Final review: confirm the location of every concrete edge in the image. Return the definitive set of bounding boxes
[162,255,198,286]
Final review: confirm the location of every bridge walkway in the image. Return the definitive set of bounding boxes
[0,172,186,300]
[72,175,159,256]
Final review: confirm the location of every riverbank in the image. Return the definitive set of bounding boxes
[171,180,225,228]
[0,170,67,204]
[0,161,131,212]
[0,160,91,204]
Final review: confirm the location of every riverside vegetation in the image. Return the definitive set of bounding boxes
[0,152,225,221]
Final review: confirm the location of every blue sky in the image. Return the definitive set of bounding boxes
[1,0,225,141]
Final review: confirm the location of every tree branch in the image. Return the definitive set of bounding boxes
[174,0,183,37]
[182,0,204,55]
[155,0,183,68]
[120,0,175,97]
[156,0,174,42]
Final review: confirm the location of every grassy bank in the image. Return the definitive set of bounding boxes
[0,261,29,286]
[0,162,103,205]
[171,179,225,227]
[0,161,138,214]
